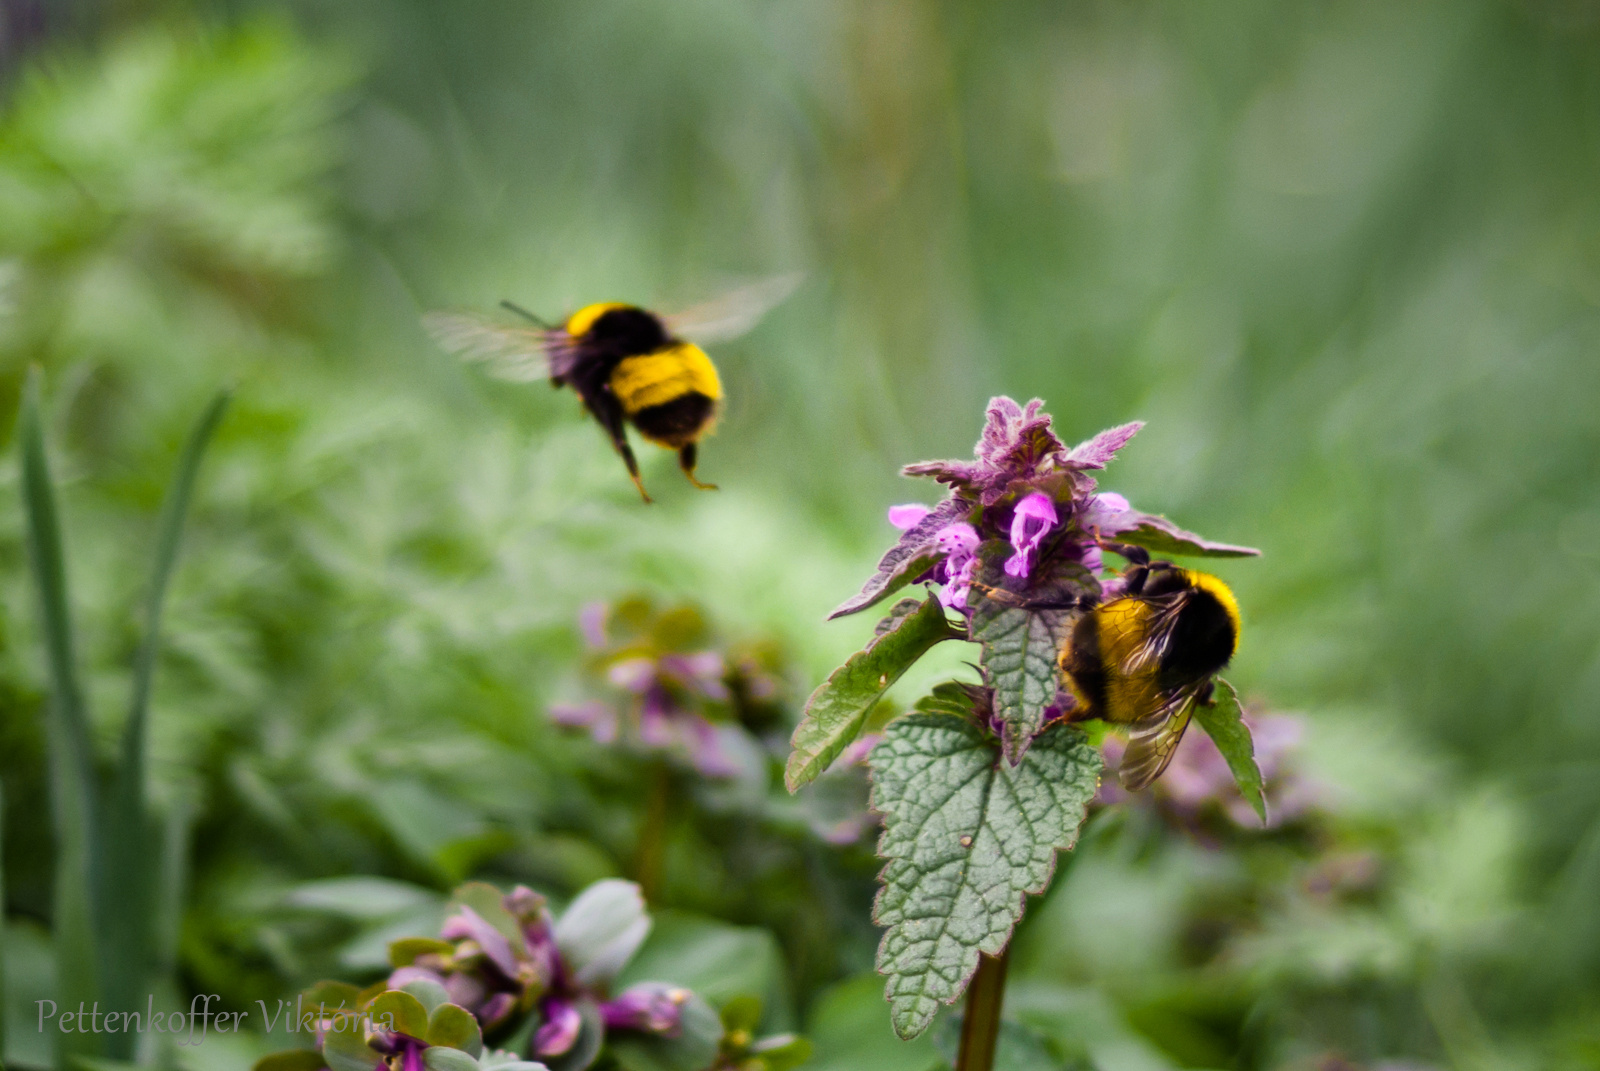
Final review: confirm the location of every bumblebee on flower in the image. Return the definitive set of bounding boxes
[859,396,1260,787]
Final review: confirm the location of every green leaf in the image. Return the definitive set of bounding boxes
[606,990,723,1071]
[748,1034,813,1071]
[554,879,650,987]
[969,597,1071,766]
[616,911,788,1025]
[801,973,939,1071]
[290,877,440,920]
[913,681,984,720]
[451,882,525,949]
[869,714,1102,1039]
[1193,679,1267,824]
[370,990,430,1039]
[719,994,763,1035]
[786,596,958,791]
[302,980,363,1011]
[18,368,104,1070]
[321,1017,376,1071]
[391,936,456,967]
[423,1047,480,1071]
[427,1002,484,1056]
[1107,513,1260,559]
[480,1053,551,1071]
[251,1052,328,1071]
[403,977,451,1016]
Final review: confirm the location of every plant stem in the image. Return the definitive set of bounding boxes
[956,945,1010,1071]
[633,759,672,902]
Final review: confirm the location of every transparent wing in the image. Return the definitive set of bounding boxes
[1119,591,1189,675]
[1117,687,1199,791]
[663,272,803,344]
[423,310,552,382]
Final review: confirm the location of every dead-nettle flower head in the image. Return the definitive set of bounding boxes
[855,397,1149,622]
[550,598,775,778]
[845,395,1256,632]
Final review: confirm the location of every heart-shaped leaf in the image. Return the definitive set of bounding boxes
[869,713,1101,1039]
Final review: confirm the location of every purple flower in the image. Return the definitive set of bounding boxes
[371,1033,428,1071]
[533,998,583,1058]
[599,983,690,1036]
[932,523,980,609]
[1003,493,1058,579]
[555,602,754,778]
[888,503,932,530]
[1097,711,1321,831]
[386,879,713,1065]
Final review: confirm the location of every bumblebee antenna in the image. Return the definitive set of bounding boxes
[500,300,554,329]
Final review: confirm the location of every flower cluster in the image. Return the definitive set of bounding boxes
[381,879,719,1068]
[551,598,783,778]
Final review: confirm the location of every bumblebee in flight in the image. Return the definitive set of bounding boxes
[1059,547,1241,791]
[425,275,799,502]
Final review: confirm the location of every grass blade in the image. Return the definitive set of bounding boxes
[18,367,103,1069]
[99,389,229,1057]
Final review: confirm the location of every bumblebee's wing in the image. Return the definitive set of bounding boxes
[1119,590,1190,675]
[1117,686,1198,791]
[663,272,803,344]
[423,311,557,382]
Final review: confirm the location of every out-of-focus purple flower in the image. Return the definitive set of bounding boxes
[1080,492,1130,531]
[599,983,690,1036]
[371,1032,429,1071]
[387,879,707,1064]
[388,886,554,1041]
[607,657,659,693]
[1004,493,1058,579]
[550,701,619,745]
[533,998,583,1059]
[1097,711,1321,831]
[579,601,609,648]
[888,503,932,530]
[555,601,765,779]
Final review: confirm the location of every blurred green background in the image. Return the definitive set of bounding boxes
[2,0,1599,1068]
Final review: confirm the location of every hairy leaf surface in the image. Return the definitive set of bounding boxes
[869,714,1101,1039]
[1193,679,1266,823]
[786,597,958,791]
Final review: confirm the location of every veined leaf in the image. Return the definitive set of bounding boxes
[1193,679,1267,824]
[786,596,959,791]
[1103,511,1259,559]
[970,601,1071,766]
[829,499,965,619]
[869,714,1101,1039]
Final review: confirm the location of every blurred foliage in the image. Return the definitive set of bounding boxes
[0,1,1597,1069]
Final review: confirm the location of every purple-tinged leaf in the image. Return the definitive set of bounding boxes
[1099,509,1260,559]
[830,498,967,619]
[1065,421,1144,469]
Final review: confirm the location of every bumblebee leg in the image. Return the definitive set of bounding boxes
[678,443,717,491]
[1098,541,1151,566]
[968,582,1092,612]
[585,388,652,503]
